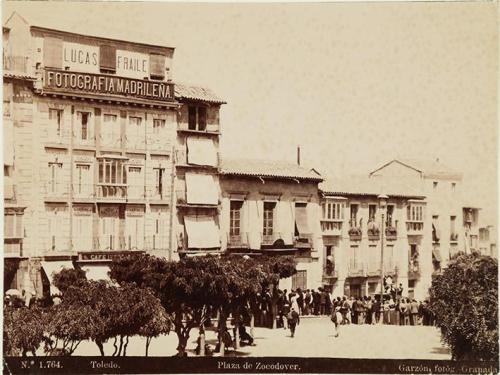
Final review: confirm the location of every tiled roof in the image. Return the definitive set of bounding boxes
[370,159,462,180]
[174,83,226,104]
[320,175,425,199]
[220,158,323,181]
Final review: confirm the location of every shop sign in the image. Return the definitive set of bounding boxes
[62,42,99,74]
[44,69,174,102]
[116,50,149,80]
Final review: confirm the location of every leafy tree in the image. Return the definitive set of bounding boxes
[110,253,297,356]
[52,267,87,294]
[3,306,46,357]
[429,254,498,361]
[138,301,171,356]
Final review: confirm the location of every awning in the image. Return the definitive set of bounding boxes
[185,173,218,205]
[187,137,217,166]
[81,264,112,282]
[295,205,310,234]
[184,215,220,249]
[432,247,442,262]
[41,261,74,296]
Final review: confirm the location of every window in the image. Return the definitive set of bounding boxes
[49,109,63,138]
[126,215,145,250]
[3,100,11,117]
[128,116,144,148]
[48,210,63,251]
[321,201,344,220]
[98,159,127,185]
[100,216,118,250]
[48,162,62,194]
[75,164,91,195]
[368,204,377,221]
[263,202,275,236]
[154,168,165,197]
[77,112,90,141]
[386,205,394,226]
[187,106,207,131]
[350,204,358,226]
[153,119,166,134]
[73,214,92,251]
[4,166,11,177]
[4,214,22,238]
[102,114,119,146]
[450,216,456,240]
[292,270,307,291]
[230,200,243,236]
[153,210,168,250]
[451,182,456,192]
[432,215,440,242]
[433,181,438,190]
[128,166,143,198]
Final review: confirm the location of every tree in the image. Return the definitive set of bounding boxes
[110,253,297,356]
[138,302,171,356]
[3,306,46,357]
[52,267,87,294]
[429,253,498,361]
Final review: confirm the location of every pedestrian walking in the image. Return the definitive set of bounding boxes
[287,307,300,338]
[331,306,342,337]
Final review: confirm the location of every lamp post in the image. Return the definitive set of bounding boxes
[378,194,388,324]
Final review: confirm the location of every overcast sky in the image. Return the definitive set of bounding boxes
[3,1,498,224]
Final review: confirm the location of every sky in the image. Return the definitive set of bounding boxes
[3,1,498,225]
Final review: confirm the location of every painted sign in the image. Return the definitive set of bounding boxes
[116,50,149,80]
[44,69,174,102]
[62,42,99,73]
[78,250,145,262]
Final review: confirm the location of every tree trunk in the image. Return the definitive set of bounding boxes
[234,314,240,350]
[250,313,255,338]
[199,332,205,356]
[118,336,124,356]
[176,329,189,357]
[220,340,225,356]
[96,341,105,356]
[112,337,118,356]
[145,337,151,357]
[123,336,129,356]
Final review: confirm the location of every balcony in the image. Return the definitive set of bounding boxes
[406,221,424,236]
[3,55,29,74]
[367,262,381,277]
[174,148,219,169]
[408,260,420,279]
[96,184,128,202]
[348,226,362,241]
[72,236,169,253]
[43,128,71,147]
[450,232,459,242]
[43,182,70,202]
[227,232,250,249]
[177,124,220,136]
[385,226,397,241]
[323,265,338,279]
[383,262,397,277]
[261,232,285,247]
[347,263,365,277]
[294,233,313,249]
[367,221,380,241]
[321,220,342,236]
[42,236,72,254]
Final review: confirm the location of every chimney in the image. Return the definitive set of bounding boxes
[297,145,301,166]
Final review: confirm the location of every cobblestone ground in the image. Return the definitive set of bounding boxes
[73,316,451,359]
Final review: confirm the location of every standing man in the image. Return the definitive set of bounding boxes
[287,307,300,338]
[410,299,419,326]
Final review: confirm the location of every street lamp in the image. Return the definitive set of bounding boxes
[378,194,388,324]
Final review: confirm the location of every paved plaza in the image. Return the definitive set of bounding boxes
[71,317,451,359]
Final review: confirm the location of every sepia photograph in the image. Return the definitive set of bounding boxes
[2,1,498,373]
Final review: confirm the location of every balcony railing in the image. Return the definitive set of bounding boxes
[294,233,313,248]
[43,182,70,200]
[323,265,338,279]
[406,221,424,236]
[367,221,380,241]
[408,260,420,278]
[367,262,381,277]
[73,236,170,252]
[321,220,342,236]
[261,232,284,246]
[384,262,397,276]
[3,55,29,73]
[348,226,362,241]
[450,232,459,242]
[178,124,220,134]
[4,241,22,257]
[174,147,219,168]
[96,184,128,200]
[227,232,250,249]
[348,263,365,277]
[385,226,397,240]
[42,128,71,145]
[42,236,72,253]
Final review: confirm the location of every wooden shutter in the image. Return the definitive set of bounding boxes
[100,45,116,71]
[149,54,165,79]
[43,37,63,69]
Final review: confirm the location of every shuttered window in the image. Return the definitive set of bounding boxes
[149,54,165,79]
[43,37,63,69]
[292,270,307,291]
[100,45,116,72]
[4,214,14,238]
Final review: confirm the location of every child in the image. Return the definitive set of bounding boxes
[331,306,342,337]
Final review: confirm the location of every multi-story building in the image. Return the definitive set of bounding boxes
[3,12,180,296]
[219,159,324,290]
[173,84,225,256]
[319,176,428,299]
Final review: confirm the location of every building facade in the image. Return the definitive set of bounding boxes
[3,13,180,296]
[318,177,428,299]
[219,159,324,290]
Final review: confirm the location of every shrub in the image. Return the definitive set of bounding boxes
[429,254,498,361]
